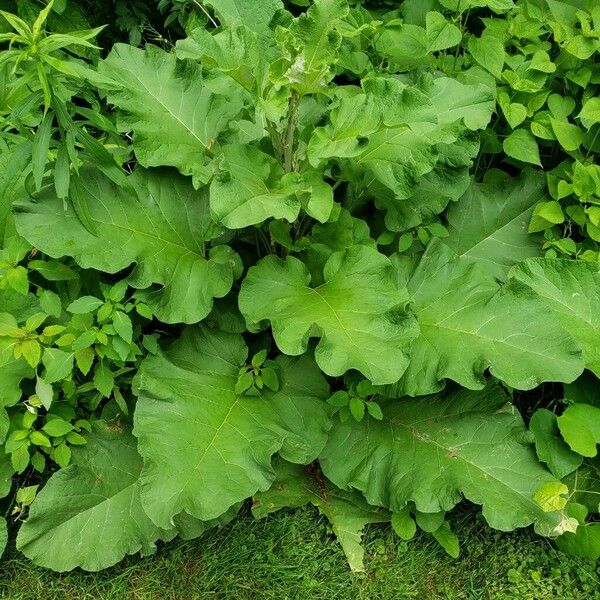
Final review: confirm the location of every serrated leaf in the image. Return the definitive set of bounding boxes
[42,348,74,384]
[468,33,505,78]
[15,167,240,325]
[390,241,583,396]
[133,326,331,528]
[425,11,462,52]
[320,384,563,535]
[503,129,541,166]
[252,460,389,572]
[444,169,545,279]
[509,259,600,377]
[239,246,418,384]
[17,421,164,572]
[98,44,245,185]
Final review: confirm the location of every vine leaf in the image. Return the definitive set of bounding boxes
[14,167,241,325]
[133,326,331,529]
[239,246,419,385]
[320,383,564,535]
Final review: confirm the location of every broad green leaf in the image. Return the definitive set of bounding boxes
[133,326,331,528]
[503,129,541,166]
[391,241,583,396]
[98,44,245,186]
[550,119,584,152]
[0,356,32,441]
[252,459,389,572]
[0,141,31,241]
[468,33,505,78]
[425,11,462,52]
[564,372,600,408]
[557,404,600,458]
[444,169,545,279]
[272,0,350,94]
[42,348,74,384]
[205,0,283,55]
[530,409,582,479]
[556,523,600,560]
[17,421,164,572]
[210,145,332,228]
[578,97,600,129]
[176,25,265,95]
[308,75,493,199]
[15,167,240,325]
[238,246,419,384]
[510,259,600,376]
[320,384,563,535]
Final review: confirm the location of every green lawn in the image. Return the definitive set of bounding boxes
[1,507,598,600]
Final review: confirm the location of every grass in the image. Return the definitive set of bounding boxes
[0,506,598,600]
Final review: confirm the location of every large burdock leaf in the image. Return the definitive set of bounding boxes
[133,326,331,529]
[391,241,583,396]
[253,460,389,572]
[14,167,240,324]
[238,246,419,385]
[320,384,564,535]
[308,74,493,200]
[98,44,244,185]
[205,0,283,56]
[210,145,333,228]
[557,404,600,458]
[17,421,163,572]
[510,258,600,376]
[444,169,545,279]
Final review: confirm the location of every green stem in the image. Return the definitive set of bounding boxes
[283,90,300,173]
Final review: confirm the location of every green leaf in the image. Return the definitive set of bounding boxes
[35,376,54,411]
[41,348,74,384]
[38,290,62,318]
[425,11,462,52]
[468,33,505,78]
[556,523,600,560]
[530,409,582,479]
[239,246,418,385]
[15,167,240,325]
[0,141,31,241]
[272,0,350,94]
[509,259,600,377]
[320,384,564,535]
[432,521,460,558]
[32,112,53,191]
[252,460,389,572]
[205,0,283,55]
[98,44,245,186]
[349,397,365,421]
[66,296,103,314]
[390,242,583,396]
[17,421,164,572]
[210,146,330,228]
[42,418,73,437]
[308,75,493,199]
[0,356,32,441]
[133,327,331,528]
[391,507,417,540]
[550,119,584,152]
[533,481,569,512]
[578,97,600,129]
[444,169,545,279]
[503,129,541,166]
[113,311,133,345]
[93,362,114,398]
[557,404,600,458]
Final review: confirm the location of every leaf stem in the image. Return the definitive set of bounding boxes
[283,90,300,173]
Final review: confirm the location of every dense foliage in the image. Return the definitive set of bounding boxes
[0,0,599,572]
